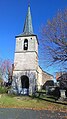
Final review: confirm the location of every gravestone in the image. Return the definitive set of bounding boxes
[60,90,66,98]
[58,90,66,101]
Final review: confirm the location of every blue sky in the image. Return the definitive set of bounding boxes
[0,0,67,76]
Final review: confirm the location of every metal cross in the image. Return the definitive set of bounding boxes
[28,0,30,6]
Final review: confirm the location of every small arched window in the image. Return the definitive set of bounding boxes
[24,39,28,50]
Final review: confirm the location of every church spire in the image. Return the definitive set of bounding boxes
[23,5,34,35]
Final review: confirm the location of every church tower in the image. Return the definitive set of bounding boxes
[12,5,39,95]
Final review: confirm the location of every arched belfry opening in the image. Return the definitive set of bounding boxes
[24,39,28,50]
[21,75,29,95]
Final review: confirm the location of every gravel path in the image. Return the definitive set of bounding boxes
[0,108,67,119]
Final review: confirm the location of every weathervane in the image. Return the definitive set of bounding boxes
[28,0,30,6]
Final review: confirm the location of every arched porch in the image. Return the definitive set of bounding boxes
[21,75,29,95]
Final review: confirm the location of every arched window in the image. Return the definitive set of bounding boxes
[24,39,28,50]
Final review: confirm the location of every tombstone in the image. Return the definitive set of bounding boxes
[46,86,49,95]
[60,90,66,98]
[58,90,66,101]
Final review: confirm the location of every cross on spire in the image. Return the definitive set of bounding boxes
[28,0,30,6]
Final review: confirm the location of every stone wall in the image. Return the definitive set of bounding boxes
[42,70,53,85]
[37,66,54,90]
[14,52,38,71]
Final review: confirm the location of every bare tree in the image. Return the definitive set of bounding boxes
[40,8,67,68]
[0,59,12,83]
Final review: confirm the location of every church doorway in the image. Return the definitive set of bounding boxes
[21,75,29,95]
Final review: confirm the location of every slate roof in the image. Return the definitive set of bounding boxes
[17,5,34,37]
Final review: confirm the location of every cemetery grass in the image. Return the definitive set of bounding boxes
[0,94,67,112]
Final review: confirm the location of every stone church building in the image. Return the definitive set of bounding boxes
[12,5,53,95]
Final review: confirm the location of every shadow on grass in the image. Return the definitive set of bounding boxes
[33,94,67,106]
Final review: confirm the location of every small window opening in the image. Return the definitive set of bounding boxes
[24,39,28,50]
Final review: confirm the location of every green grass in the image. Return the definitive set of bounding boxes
[0,94,67,112]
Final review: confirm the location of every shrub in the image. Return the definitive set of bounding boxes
[0,86,8,94]
[48,87,60,98]
[42,80,54,90]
